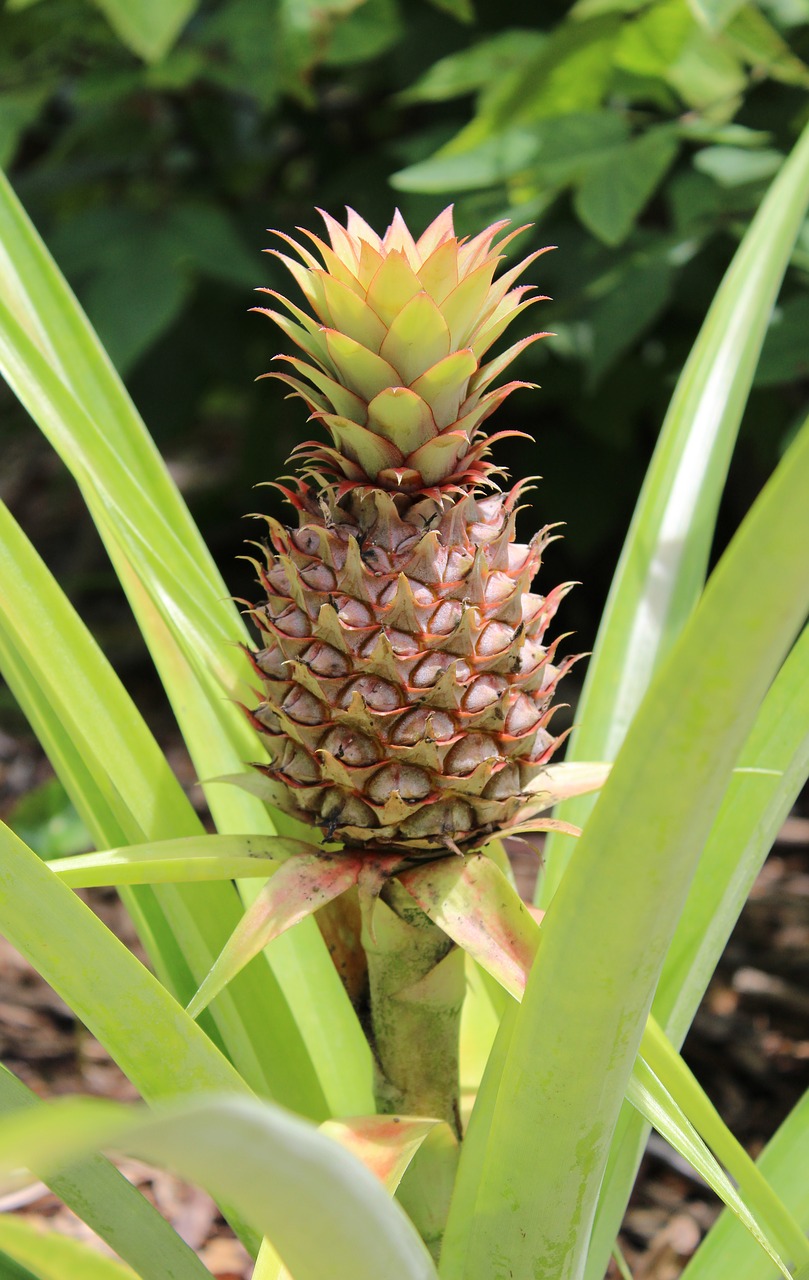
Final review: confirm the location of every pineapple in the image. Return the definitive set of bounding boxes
[247,206,574,861]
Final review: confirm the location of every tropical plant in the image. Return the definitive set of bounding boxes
[0,111,808,1280]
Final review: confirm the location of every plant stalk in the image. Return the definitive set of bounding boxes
[360,878,465,1138]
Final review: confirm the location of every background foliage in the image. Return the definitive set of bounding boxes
[2,0,809,684]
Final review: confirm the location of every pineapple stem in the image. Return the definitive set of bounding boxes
[360,877,465,1139]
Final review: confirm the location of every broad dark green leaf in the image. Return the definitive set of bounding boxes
[574,126,680,245]
[694,145,784,186]
[89,0,198,61]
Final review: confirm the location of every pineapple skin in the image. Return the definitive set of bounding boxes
[247,208,574,857]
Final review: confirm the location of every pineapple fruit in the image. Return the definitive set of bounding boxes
[247,206,573,861]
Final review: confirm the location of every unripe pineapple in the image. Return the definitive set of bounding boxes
[247,207,574,858]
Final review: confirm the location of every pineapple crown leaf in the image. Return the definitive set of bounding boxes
[259,207,551,495]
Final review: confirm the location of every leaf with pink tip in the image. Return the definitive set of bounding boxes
[273,355,367,422]
[440,260,499,348]
[356,238,385,289]
[379,292,452,386]
[417,239,460,305]
[523,761,612,807]
[470,294,539,359]
[457,219,511,272]
[320,273,388,351]
[187,852,363,1019]
[264,249,326,319]
[468,333,550,397]
[410,349,478,427]
[366,250,424,326]
[317,207,361,269]
[345,207,383,252]
[252,307,331,370]
[319,413,405,474]
[367,387,437,454]
[397,853,540,1001]
[415,206,456,260]
[408,430,469,486]
[257,1115,454,1280]
[381,209,420,267]
[323,329,399,401]
[296,227,364,294]
[322,1115,455,1193]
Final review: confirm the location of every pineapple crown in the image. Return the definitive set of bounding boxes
[255,207,552,499]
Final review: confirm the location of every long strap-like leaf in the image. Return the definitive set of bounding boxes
[539,119,809,906]
[441,410,809,1280]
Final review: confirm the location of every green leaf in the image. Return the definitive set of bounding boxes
[53,833,317,886]
[0,169,373,1119]
[442,411,809,1280]
[0,1216,138,1280]
[322,0,404,66]
[392,112,628,196]
[588,622,809,1280]
[424,0,474,20]
[0,1096,440,1280]
[694,145,784,186]
[641,1020,809,1272]
[725,5,809,86]
[613,0,694,76]
[574,126,680,245]
[391,127,542,193]
[6,777,90,861]
[0,88,50,169]
[540,117,809,905]
[682,1089,809,1280]
[626,1058,792,1279]
[666,27,747,111]
[397,30,546,103]
[688,0,748,31]
[0,501,338,1117]
[755,294,809,386]
[587,247,675,385]
[0,1062,212,1280]
[440,15,622,152]
[88,0,199,62]
[0,819,261,1257]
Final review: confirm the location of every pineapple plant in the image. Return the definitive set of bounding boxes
[209,206,582,1134]
[190,206,600,1137]
[247,206,575,859]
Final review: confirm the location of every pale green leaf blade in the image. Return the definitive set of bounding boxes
[0,1215,138,1280]
[0,819,261,1252]
[0,170,207,560]
[0,1065,212,1280]
[0,174,371,1116]
[587,621,809,1280]
[0,501,334,1117]
[627,1060,791,1280]
[398,855,539,1002]
[0,1097,440,1280]
[188,854,363,1019]
[641,1020,809,1270]
[540,117,809,906]
[53,834,317,888]
[441,411,809,1279]
[0,821,251,1103]
[682,1089,809,1280]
